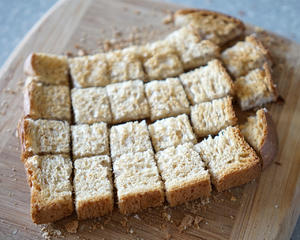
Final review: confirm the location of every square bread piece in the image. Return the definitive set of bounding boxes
[25,154,73,224]
[106,80,150,123]
[24,53,69,85]
[221,35,271,78]
[191,96,237,137]
[235,63,277,111]
[194,126,261,192]
[145,78,190,121]
[105,49,145,83]
[74,155,114,220]
[71,87,112,124]
[110,120,152,159]
[180,59,234,105]
[113,150,164,214]
[20,118,70,160]
[143,40,184,80]
[156,143,211,207]
[69,54,110,87]
[166,26,220,70]
[71,122,109,159]
[24,80,71,122]
[149,114,196,152]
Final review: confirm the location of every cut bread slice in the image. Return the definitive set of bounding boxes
[142,40,184,80]
[156,143,211,207]
[19,118,70,161]
[106,48,145,83]
[194,126,261,192]
[25,154,73,224]
[191,96,237,137]
[74,155,114,220]
[106,80,150,124]
[71,122,109,159]
[240,108,278,169]
[110,120,152,159]
[148,114,196,152]
[180,59,234,105]
[165,26,220,70]
[113,150,164,214]
[24,80,71,122]
[69,54,110,87]
[145,78,190,121]
[174,9,245,45]
[235,63,277,110]
[71,87,112,124]
[221,35,271,78]
[24,53,69,85]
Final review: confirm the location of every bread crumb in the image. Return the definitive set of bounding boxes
[12,229,18,235]
[274,205,279,208]
[178,215,194,233]
[64,220,79,233]
[231,196,237,202]
[194,216,204,229]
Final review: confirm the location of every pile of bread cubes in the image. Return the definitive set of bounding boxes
[18,9,279,224]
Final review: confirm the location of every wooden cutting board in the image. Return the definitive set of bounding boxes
[0,0,299,239]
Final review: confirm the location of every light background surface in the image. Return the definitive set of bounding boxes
[0,0,299,239]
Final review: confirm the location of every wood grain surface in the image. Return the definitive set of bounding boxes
[0,0,299,239]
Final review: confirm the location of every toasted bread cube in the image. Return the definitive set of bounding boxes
[110,120,152,159]
[24,53,69,85]
[235,63,277,110]
[74,155,114,220]
[71,87,112,124]
[106,49,145,83]
[166,27,220,69]
[180,59,234,105]
[143,41,184,80]
[24,80,71,122]
[25,154,73,224]
[149,114,196,152]
[156,143,211,206]
[20,118,70,159]
[194,126,261,192]
[113,150,164,214]
[71,123,109,159]
[145,78,190,121]
[240,108,278,169]
[221,35,271,78]
[174,9,245,45]
[191,97,237,137]
[69,54,110,87]
[106,80,149,123]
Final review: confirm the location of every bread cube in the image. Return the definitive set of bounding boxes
[106,80,150,123]
[74,155,114,220]
[71,87,112,124]
[25,154,73,224]
[113,150,164,214]
[69,54,110,87]
[110,120,152,159]
[194,126,261,192]
[24,53,69,85]
[143,41,184,80]
[235,63,277,110]
[180,59,234,105]
[19,118,70,160]
[106,49,145,83]
[149,114,196,152]
[71,123,109,159]
[166,27,220,69]
[24,80,71,122]
[191,96,237,137]
[156,143,211,206]
[221,35,271,78]
[145,78,190,121]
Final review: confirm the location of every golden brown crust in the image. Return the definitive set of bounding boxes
[76,195,113,220]
[263,62,278,99]
[118,189,164,214]
[18,117,30,162]
[167,178,211,207]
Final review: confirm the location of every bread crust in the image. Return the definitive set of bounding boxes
[24,53,36,76]
[18,117,30,162]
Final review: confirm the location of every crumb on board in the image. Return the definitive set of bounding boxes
[178,215,194,233]
[64,220,79,233]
